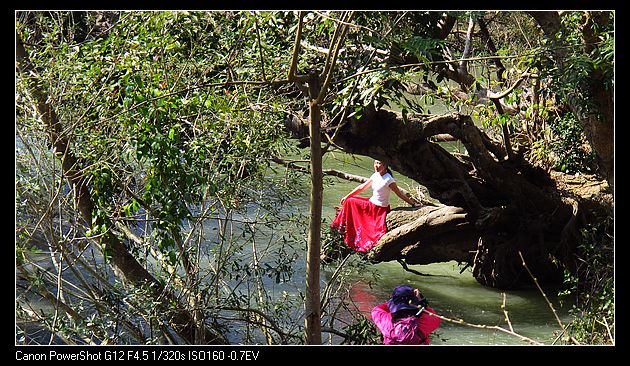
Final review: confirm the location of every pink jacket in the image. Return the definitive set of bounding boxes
[371,302,441,345]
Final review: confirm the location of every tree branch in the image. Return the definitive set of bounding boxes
[317,11,353,104]
[271,156,426,204]
[488,68,535,161]
[17,33,226,345]
[252,14,267,81]
[459,15,475,75]
[433,310,543,345]
[478,16,506,82]
[288,11,306,83]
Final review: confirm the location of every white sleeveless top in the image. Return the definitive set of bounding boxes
[369,172,395,207]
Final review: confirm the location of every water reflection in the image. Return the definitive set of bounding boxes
[318,152,572,345]
[326,259,571,345]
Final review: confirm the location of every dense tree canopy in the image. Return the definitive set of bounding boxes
[16,10,613,345]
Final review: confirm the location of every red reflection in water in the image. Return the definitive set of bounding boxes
[348,280,380,318]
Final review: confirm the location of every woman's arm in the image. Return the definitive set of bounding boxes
[418,306,441,336]
[390,182,421,206]
[371,302,394,336]
[340,179,372,205]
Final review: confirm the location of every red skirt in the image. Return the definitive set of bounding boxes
[331,196,390,252]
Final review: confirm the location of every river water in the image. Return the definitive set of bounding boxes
[314,151,572,345]
[16,145,572,346]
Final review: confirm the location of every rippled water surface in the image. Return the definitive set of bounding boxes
[317,152,571,345]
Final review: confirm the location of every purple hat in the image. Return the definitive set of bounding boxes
[387,285,421,314]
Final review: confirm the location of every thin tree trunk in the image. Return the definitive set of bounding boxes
[305,71,323,344]
[491,99,514,161]
[459,16,475,76]
[292,12,352,344]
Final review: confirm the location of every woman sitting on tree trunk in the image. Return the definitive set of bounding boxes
[331,160,420,252]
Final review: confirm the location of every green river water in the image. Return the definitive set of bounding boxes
[16,147,572,346]
[314,151,572,346]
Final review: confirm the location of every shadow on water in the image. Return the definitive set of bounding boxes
[323,259,572,345]
[16,148,572,346]
[319,152,572,345]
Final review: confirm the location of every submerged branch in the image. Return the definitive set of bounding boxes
[397,259,435,276]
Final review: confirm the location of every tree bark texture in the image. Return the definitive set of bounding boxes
[368,205,477,265]
[285,105,601,289]
[304,71,323,344]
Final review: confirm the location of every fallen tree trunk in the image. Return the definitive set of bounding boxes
[285,105,610,289]
[368,205,478,265]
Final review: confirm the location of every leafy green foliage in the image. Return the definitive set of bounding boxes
[547,12,614,118]
[558,216,614,344]
[549,112,595,174]
[16,11,305,345]
[400,36,445,65]
[341,314,382,344]
[16,10,614,345]
[321,225,353,264]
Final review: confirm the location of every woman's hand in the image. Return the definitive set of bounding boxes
[340,196,348,206]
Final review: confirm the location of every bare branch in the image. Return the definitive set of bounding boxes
[317,11,354,104]
[488,68,535,100]
[459,15,475,74]
[288,11,305,82]
[431,312,544,345]
[501,293,514,333]
[517,251,580,344]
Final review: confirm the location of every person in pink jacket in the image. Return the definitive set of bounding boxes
[371,285,441,345]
